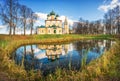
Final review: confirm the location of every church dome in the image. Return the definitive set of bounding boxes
[50,11,55,15]
[47,14,50,17]
[56,14,59,17]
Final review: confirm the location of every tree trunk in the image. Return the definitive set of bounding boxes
[24,26,25,35]
[30,21,33,35]
[24,23,26,35]
[13,26,16,35]
[30,27,32,35]
[9,0,12,36]
[9,26,12,35]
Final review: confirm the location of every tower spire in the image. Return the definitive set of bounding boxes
[64,17,69,34]
[64,17,68,25]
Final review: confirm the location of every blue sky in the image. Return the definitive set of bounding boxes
[19,0,104,21]
[1,0,120,34]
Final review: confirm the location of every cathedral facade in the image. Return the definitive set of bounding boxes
[38,11,69,34]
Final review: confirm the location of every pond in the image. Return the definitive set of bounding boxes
[12,39,115,76]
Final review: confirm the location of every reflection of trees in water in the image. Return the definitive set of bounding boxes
[74,39,113,70]
[12,47,24,66]
[23,45,35,70]
[74,40,98,54]
[74,40,112,55]
[12,45,36,71]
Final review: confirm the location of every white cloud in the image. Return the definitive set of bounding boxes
[34,19,44,26]
[33,12,47,26]
[59,15,65,21]
[0,25,6,29]
[98,0,120,12]
[0,25,8,34]
[56,15,75,26]
[98,5,110,12]
[35,20,41,25]
[35,12,47,20]
[111,0,118,4]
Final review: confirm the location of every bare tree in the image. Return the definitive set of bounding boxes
[20,5,29,35]
[0,0,38,35]
[28,9,38,35]
[0,0,19,35]
[114,6,120,34]
[12,0,20,35]
[103,6,120,35]
[74,6,120,35]
[0,0,21,35]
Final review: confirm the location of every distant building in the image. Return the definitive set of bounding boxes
[38,11,69,34]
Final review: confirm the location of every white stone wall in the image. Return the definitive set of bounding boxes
[38,28,46,34]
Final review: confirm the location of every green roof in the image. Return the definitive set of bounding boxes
[50,11,55,15]
[38,25,45,28]
[48,25,61,29]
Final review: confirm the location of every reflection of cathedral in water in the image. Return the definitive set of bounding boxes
[37,44,70,60]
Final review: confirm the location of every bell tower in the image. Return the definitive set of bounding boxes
[64,17,69,34]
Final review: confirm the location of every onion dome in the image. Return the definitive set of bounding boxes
[47,14,50,17]
[56,14,59,17]
[50,10,55,15]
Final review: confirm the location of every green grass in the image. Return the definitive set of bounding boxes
[0,34,119,81]
[0,34,114,47]
[0,40,8,48]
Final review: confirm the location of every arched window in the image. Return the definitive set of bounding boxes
[59,30,61,33]
[54,30,56,34]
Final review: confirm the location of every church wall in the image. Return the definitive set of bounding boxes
[46,28,62,34]
[46,20,62,28]
[38,28,46,34]
[56,28,62,34]
[64,24,69,34]
[47,28,54,34]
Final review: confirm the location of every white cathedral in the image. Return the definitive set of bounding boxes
[38,11,69,34]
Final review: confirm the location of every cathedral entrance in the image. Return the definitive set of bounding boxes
[54,30,56,34]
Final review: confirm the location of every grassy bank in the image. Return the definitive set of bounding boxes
[0,34,119,81]
[0,34,114,48]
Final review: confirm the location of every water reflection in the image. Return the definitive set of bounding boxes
[12,39,115,75]
[38,45,62,60]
